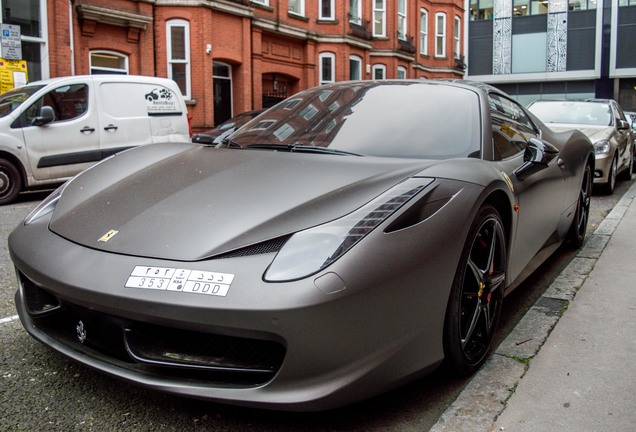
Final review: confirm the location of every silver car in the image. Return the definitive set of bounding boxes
[528,99,634,194]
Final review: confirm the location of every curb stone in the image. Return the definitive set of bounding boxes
[429,181,636,432]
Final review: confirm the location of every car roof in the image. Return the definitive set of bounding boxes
[531,98,614,105]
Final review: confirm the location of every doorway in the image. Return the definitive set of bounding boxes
[213,62,232,126]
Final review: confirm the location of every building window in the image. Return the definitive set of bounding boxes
[397,66,407,79]
[454,16,461,60]
[320,0,334,20]
[512,1,549,16]
[252,0,269,5]
[618,0,636,5]
[350,56,362,80]
[350,0,362,24]
[373,0,386,37]
[397,0,407,40]
[435,13,446,58]
[319,52,335,84]
[289,0,305,16]
[420,9,428,56]
[167,19,191,99]
[1,0,48,81]
[469,0,492,20]
[90,51,128,75]
[372,64,386,80]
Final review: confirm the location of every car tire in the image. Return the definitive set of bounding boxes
[602,155,617,195]
[0,158,22,205]
[443,204,505,375]
[618,147,634,181]
[567,163,592,248]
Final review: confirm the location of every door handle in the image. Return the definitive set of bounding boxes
[80,126,95,134]
[104,124,118,132]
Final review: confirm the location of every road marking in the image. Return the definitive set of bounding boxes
[0,315,19,324]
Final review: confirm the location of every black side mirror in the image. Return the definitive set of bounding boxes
[514,138,559,181]
[31,106,55,126]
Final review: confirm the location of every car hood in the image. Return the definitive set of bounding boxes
[49,143,434,261]
[545,124,613,143]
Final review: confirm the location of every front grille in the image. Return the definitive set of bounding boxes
[20,275,286,386]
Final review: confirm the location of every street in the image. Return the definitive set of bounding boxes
[1,178,632,432]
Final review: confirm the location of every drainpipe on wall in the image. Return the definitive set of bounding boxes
[596,0,612,99]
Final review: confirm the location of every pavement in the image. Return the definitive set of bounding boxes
[429,181,636,432]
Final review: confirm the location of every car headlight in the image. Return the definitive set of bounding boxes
[594,139,610,155]
[24,182,68,225]
[264,177,434,282]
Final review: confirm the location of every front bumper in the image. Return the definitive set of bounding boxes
[9,196,469,410]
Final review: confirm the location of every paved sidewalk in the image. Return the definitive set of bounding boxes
[430,182,636,432]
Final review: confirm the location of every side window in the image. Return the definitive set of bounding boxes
[491,115,527,160]
[490,94,536,133]
[24,84,88,125]
[489,94,537,160]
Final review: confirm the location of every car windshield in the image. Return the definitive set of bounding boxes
[528,101,612,126]
[227,81,481,160]
[0,85,45,118]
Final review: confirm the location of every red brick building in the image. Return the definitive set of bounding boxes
[18,0,465,131]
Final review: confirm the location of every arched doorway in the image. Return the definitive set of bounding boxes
[213,62,233,126]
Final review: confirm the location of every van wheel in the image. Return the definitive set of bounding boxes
[0,159,22,205]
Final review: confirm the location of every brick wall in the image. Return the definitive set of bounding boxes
[47,0,465,131]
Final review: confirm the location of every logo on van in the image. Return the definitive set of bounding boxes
[144,87,179,115]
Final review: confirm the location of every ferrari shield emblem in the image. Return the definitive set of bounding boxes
[98,229,119,242]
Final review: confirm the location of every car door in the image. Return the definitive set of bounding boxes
[489,94,567,279]
[20,81,100,181]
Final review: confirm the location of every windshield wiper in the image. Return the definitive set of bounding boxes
[244,144,361,156]
[290,145,362,156]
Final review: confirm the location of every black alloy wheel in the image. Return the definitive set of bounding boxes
[568,164,592,248]
[0,158,21,205]
[443,204,506,375]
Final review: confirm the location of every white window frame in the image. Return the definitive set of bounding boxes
[319,0,335,20]
[166,19,191,99]
[420,8,428,56]
[398,0,407,40]
[349,0,362,24]
[435,12,446,58]
[373,0,386,37]
[349,55,362,80]
[289,0,305,16]
[252,0,269,5]
[397,66,407,79]
[372,64,386,80]
[454,16,461,59]
[3,0,50,80]
[319,52,336,85]
[90,50,129,74]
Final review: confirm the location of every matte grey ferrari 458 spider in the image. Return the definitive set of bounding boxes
[10,80,594,411]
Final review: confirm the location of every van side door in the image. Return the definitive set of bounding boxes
[96,82,153,153]
[19,82,100,181]
[97,81,185,153]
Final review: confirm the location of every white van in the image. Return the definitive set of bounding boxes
[0,75,191,204]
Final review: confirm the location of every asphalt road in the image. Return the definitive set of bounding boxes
[1,178,632,432]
